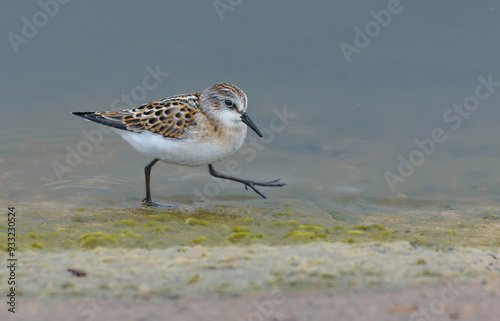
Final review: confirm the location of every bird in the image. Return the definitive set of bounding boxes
[72,82,285,206]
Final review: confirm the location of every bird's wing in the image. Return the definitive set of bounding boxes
[72,93,201,139]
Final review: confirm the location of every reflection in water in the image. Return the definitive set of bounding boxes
[43,176,129,191]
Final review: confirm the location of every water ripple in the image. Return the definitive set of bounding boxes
[42,176,129,191]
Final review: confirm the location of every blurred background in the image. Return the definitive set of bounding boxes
[1,0,500,206]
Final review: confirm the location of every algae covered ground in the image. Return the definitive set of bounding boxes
[3,198,499,251]
[0,198,499,300]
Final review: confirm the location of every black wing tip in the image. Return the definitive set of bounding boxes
[71,111,128,131]
[71,111,95,118]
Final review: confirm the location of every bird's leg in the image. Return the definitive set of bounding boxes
[208,164,285,199]
[142,158,160,206]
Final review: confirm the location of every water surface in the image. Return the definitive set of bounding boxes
[2,1,500,207]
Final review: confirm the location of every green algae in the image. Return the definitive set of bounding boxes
[78,232,116,248]
[351,225,370,230]
[188,274,200,284]
[91,212,119,222]
[72,215,86,223]
[77,229,143,248]
[283,230,322,239]
[296,224,323,231]
[153,225,169,232]
[272,208,293,217]
[351,224,386,231]
[343,237,355,243]
[369,223,386,230]
[31,241,43,248]
[421,270,441,277]
[268,220,300,228]
[234,217,255,224]
[232,226,250,233]
[226,232,252,243]
[192,236,207,244]
[116,228,143,239]
[29,231,45,238]
[6,201,500,252]
[186,218,210,226]
[116,219,139,227]
[143,221,169,231]
[481,213,498,220]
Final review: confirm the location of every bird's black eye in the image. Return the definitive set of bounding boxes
[224,99,234,107]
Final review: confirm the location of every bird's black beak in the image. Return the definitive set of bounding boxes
[241,112,263,137]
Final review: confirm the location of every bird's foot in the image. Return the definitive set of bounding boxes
[242,178,286,199]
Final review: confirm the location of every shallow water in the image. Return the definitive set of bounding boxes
[4,5,500,317]
[2,1,500,208]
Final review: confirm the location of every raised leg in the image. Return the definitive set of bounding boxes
[208,164,285,199]
[142,158,160,206]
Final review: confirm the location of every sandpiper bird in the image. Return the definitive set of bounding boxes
[72,83,285,206]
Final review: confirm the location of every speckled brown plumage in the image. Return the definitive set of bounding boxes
[95,93,201,139]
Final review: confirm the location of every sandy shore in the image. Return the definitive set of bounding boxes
[3,278,500,321]
[4,242,500,299]
[1,241,499,320]
[1,199,499,320]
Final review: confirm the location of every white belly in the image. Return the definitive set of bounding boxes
[114,129,246,166]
